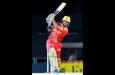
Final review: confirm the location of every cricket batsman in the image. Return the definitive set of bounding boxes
[46,13,71,73]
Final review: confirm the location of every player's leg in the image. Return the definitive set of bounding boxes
[46,40,55,73]
[48,47,59,73]
[56,49,61,70]
[54,43,62,72]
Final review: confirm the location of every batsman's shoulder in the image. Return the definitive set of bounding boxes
[63,27,68,32]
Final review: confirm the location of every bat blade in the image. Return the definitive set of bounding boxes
[53,2,66,16]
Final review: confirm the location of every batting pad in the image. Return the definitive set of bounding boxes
[48,48,59,72]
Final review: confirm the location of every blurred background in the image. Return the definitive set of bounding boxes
[32,0,83,73]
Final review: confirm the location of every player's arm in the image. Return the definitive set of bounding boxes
[46,14,53,32]
[52,19,63,31]
[47,23,52,32]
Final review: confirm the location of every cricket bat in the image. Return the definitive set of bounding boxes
[53,2,66,16]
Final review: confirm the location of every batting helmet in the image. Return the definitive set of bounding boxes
[62,16,71,22]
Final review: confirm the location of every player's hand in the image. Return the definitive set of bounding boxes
[48,13,55,19]
[46,17,53,23]
[46,13,55,23]
[46,13,55,20]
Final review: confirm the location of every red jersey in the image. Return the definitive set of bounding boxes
[48,22,68,43]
